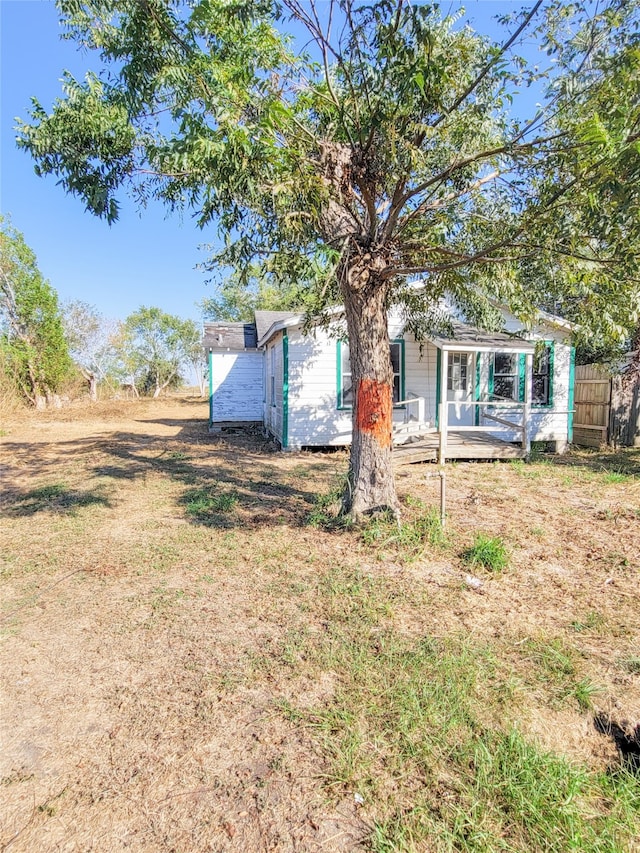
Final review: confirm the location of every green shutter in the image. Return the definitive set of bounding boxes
[568,346,575,443]
[519,353,526,402]
[282,331,289,448]
[547,342,555,408]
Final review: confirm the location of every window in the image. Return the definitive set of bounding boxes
[532,342,553,407]
[338,340,404,409]
[447,353,469,392]
[390,341,403,404]
[339,342,353,408]
[492,353,519,401]
[270,346,276,406]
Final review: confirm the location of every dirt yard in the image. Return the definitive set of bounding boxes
[1,396,638,852]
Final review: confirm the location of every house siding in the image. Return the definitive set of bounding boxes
[483,313,573,444]
[284,324,440,449]
[210,351,263,423]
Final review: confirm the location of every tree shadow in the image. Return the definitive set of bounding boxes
[1,417,342,530]
[594,713,640,774]
[1,483,111,517]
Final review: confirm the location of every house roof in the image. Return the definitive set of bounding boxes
[203,322,258,350]
[254,311,298,343]
[428,321,535,354]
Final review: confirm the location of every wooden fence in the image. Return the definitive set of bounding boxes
[574,362,640,448]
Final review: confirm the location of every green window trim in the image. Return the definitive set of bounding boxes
[487,345,554,408]
[568,346,575,442]
[337,338,405,411]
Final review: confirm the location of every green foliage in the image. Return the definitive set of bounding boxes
[200,263,311,322]
[115,306,200,396]
[16,0,640,344]
[0,216,72,404]
[462,533,509,572]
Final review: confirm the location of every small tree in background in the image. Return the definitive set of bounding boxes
[0,216,72,408]
[63,300,119,401]
[116,306,200,398]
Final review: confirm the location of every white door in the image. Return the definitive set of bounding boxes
[447,352,473,427]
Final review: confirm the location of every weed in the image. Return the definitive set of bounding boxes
[306,479,350,529]
[602,470,630,484]
[293,628,639,852]
[519,637,601,710]
[361,508,445,559]
[571,677,601,711]
[462,534,509,572]
[570,611,605,633]
[182,486,238,524]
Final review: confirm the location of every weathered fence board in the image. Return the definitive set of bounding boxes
[574,361,640,448]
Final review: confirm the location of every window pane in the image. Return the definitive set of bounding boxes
[494,376,516,400]
[390,343,400,374]
[342,343,351,375]
[533,376,548,406]
[393,375,400,404]
[343,379,353,406]
[535,348,549,373]
[494,353,516,375]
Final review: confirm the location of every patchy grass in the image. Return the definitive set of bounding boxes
[462,533,509,572]
[182,485,239,523]
[0,398,638,852]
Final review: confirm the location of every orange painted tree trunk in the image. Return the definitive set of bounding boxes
[341,268,400,520]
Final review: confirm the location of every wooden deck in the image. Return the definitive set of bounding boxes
[393,431,526,465]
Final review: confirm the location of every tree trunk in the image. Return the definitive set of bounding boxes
[88,374,98,402]
[341,270,400,521]
[81,367,98,402]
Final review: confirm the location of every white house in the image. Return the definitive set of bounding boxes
[203,305,576,462]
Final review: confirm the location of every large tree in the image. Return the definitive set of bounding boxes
[17,0,640,516]
[0,217,72,407]
[116,306,200,397]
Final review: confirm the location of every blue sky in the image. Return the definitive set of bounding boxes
[1,0,533,326]
[1,0,212,324]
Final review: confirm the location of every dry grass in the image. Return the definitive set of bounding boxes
[1,396,638,852]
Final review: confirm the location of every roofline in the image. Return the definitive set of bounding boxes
[257,305,344,347]
[257,314,305,347]
[436,340,535,354]
[485,296,578,333]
